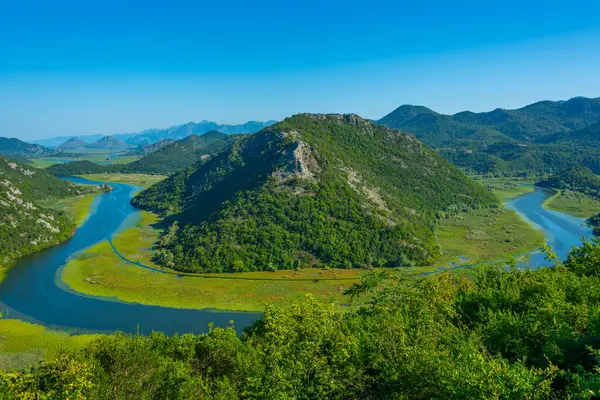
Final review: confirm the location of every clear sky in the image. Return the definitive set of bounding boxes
[1,0,600,140]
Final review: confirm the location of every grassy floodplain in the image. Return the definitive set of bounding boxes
[62,212,361,311]
[80,173,166,188]
[0,319,101,371]
[544,189,600,218]
[28,153,141,169]
[61,178,545,311]
[46,191,101,226]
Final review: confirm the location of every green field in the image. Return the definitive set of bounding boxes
[0,319,101,371]
[474,177,536,202]
[46,191,101,226]
[28,152,141,169]
[436,207,543,266]
[544,190,600,218]
[61,212,362,312]
[81,173,166,188]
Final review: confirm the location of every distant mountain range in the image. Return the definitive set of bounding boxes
[33,120,277,148]
[378,97,600,148]
[378,96,600,176]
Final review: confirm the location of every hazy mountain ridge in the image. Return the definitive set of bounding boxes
[33,120,277,148]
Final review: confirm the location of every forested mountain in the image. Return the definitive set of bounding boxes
[133,114,496,273]
[0,157,82,266]
[119,131,238,174]
[379,97,600,147]
[86,136,131,150]
[57,137,87,150]
[537,166,600,197]
[378,97,600,176]
[0,137,66,158]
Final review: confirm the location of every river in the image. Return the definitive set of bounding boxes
[0,181,594,335]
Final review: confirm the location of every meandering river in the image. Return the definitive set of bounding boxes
[0,177,260,335]
[0,180,594,335]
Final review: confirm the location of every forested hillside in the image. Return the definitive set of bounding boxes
[0,157,83,266]
[3,240,600,399]
[133,114,496,273]
[0,137,68,158]
[378,97,600,176]
[537,166,600,198]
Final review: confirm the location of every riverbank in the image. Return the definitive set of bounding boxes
[543,189,600,219]
[0,318,101,371]
[80,173,166,188]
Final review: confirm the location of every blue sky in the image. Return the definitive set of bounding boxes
[1,0,600,140]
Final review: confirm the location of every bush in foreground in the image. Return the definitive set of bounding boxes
[2,241,600,399]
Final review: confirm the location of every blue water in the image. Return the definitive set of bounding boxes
[506,188,595,267]
[0,177,260,335]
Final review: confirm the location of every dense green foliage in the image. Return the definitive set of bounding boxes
[4,241,600,399]
[378,97,600,176]
[120,131,237,174]
[47,160,115,176]
[538,166,600,198]
[47,132,239,176]
[133,114,496,272]
[0,157,88,265]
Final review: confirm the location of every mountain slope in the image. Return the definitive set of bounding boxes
[57,137,87,150]
[133,114,496,273]
[86,136,130,150]
[537,166,600,198]
[121,131,235,174]
[378,97,600,175]
[0,137,65,158]
[0,157,81,265]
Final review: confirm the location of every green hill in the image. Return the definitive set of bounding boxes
[132,114,496,273]
[121,131,237,174]
[537,166,600,198]
[0,137,66,158]
[0,156,82,266]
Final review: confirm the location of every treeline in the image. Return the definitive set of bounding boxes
[2,241,600,399]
